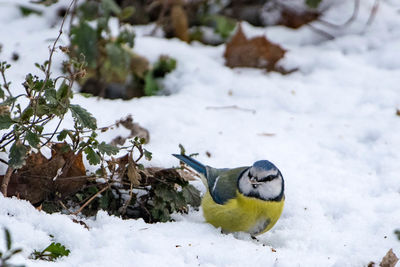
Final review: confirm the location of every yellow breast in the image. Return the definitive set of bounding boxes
[202,190,284,235]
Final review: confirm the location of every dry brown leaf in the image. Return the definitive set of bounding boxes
[379,249,398,267]
[224,24,286,72]
[130,52,150,78]
[112,115,150,145]
[170,3,189,42]
[278,8,320,29]
[0,143,88,205]
[127,154,141,186]
[396,109,400,116]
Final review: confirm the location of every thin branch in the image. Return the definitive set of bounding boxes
[72,184,111,215]
[0,67,12,97]
[1,167,13,196]
[316,0,360,28]
[364,0,380,28]
[120,182,134,215]
[307,23,335,40]
[40,116,64,148]
[206,105,256,114]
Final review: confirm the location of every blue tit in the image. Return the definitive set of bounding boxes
[173,154,285,236]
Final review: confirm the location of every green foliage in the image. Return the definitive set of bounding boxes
[204,15,237,39]
[69,104,97,130]
[395,230,400,240]
[9,142,28,169]
[70,22,98,68]
[69,0,176,99]
[0,228,25,267]
[0,114,13,129]
[31,242,70,261]
[19,5,43,16]
[305,0,323,8]
[144,56,177,96]
[97,142,119,156]
[146,170,201,222]
[84,146,101,165]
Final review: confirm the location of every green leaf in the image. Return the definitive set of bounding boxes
[42,242,70,260]
[0,114,14,129]
[26,131,40,148]
[70,104,97,130]
[97,142,119,156]
[213,15,236,39]
[144,71,159,96]
[204,15,236,39]
[56,82,70,101]
[119,6,135,20]
[9,142,28,169]
[101,0,121,16]
[305,0,322,8]
[395,230,400,240]
[144,149,152,161]
[117,28,135,48]
[178,144,186,155]
[35,125,44,134]
[103,42,131,82]
[57,129,69,141]
[0,87,4,99]
[78,1,99,21]
[19,5,43,16]
[5,228,12,250]
[84,146,101,165]
[99,190,111,209]
[20,106,34,122]
[79,92,93,98]
[70,22,98,68]
[30,0,58,7]
[153,56,177,78]
[181,184,201,207]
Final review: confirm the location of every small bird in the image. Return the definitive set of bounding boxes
[173,154,285,236]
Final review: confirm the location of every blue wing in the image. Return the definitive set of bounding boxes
[172,154,207,175]
[172,154,248,205]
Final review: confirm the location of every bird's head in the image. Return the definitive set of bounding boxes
[238,160,284,201]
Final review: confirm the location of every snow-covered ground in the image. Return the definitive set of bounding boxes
[1,0,400,266]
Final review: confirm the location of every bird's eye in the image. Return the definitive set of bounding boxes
[260,175,277,182]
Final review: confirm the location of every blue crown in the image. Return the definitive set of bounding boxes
[252,160,277,170]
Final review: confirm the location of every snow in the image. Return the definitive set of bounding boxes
[1,0,400,266]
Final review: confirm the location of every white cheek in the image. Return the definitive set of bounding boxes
[258,178,282,200]
[238,176,253,194]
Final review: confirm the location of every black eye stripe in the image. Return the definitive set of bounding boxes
[259,175,277,182]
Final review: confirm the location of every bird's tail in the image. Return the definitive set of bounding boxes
[172,154,207,176]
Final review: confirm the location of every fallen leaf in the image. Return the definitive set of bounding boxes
[170,3,189,42]
[127,154,141,186]
[396,109,400,116]
[224,24,286,72]
[0,143,88,205]
[379,249,398,267]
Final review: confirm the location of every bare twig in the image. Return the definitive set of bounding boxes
[40,116,64,148]
[206,105,256,114]
[0,67,12,97]
[1,167,13,196]
[364,0,380,29]
[120,183,134,215]
[307,23,335,40]
[72,184,111,215]
[150,0,169,36]
[316,0,360,28]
